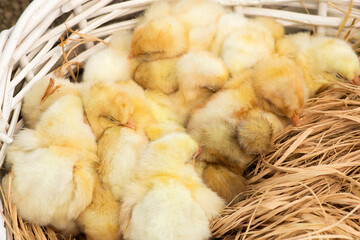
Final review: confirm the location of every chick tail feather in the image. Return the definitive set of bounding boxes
[202,163,247,204]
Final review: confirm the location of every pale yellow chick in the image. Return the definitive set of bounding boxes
[83,31,135,84]
[76,176,121,240]
[21,76,79,128]
[120,132,225,240]
[4,93,97,235]
[171,0,228,51]
[277,32,360,97]
[211,14,284,74]
[171,51,230,124]
[98,127,148,201]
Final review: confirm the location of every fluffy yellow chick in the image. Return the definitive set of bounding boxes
[172,0,228,51]
[81,81,136,140]
[252,55,307,126]
[171,51,230,124]
[81,81,148,201]
[83,31,135,84]
[119,132,225,240]
[129,16,188,61]
[144,89,186,136]
[76,176,121,240]
[21,76,79,128]
[211,14,284,74]
[98,126,148,201]
[133,58,179,94]
[277,32,360,97]
[4,93,97,235]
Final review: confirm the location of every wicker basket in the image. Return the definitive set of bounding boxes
[0,0,359,239]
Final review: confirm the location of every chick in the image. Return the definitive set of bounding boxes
[171,51,230,124]
[202,163,247,204]
[21,76,79,128]
[144,89,186,136]
[98,126,148,201]
[82,31,135,84]
[187,56,305,202]
[129,16,188,61]
[81,81,135,140]
[211,14,284,74]
[251,55,307,126]
[172,0,228,51]
[4,93,97,234]
[113,80,172,140]
[119,132,225,240]
[133,58,179,94]
[277,32,360,96]
[81,81,148,201]
[76,176,121,240]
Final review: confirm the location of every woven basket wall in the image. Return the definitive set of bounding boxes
[0,0,359,239]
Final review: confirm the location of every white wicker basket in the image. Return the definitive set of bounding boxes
[0,0,359,239]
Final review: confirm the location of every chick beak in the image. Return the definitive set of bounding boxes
[128,50,135,60]
[352,74,360,85]
[121,117,136,130]
[291,112,300,127]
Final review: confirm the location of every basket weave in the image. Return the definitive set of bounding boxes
[0,0,359,239]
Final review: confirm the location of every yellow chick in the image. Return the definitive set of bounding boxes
[81,81,148,201]
[4,93,97,235]
[80,81,136,140]
[129,16,188,61]
[171,50,230,124]
[172,0,228,51]
[98,126,148,201]
[144,89,186,136]
[119,132,225,240]
[82,31,134,84]
[277,32,360,97]
[133,58,179,94]
[21,76,79,128]
[211,14,284,74]
[251,55,307,126]
[114,79,183,141]
[76,176,121,240]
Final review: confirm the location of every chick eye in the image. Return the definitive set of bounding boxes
[335,72,345,81]
[205,86,216,92]
[264,98,284,116]
[107,116,117,122]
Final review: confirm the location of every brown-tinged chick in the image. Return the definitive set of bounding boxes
[129,16,188,61]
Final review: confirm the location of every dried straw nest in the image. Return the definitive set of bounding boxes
[211,83,360,239]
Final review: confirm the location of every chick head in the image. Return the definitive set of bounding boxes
[312,37,360,85]
[129,16,188,61]
[253,56,306,126]
[83,82,135,139]
[253,17,285,40]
